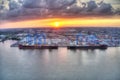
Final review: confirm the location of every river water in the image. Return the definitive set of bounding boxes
[0,40,120,80]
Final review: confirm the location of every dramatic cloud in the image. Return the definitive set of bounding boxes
[87,1,98,11]
[23,0,46,8]
[95,3,112,14]
[23,0,76,10]
[0,0,120,20]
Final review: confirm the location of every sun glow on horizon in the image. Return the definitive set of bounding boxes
[52,22,61,28]
[0,18,120,29]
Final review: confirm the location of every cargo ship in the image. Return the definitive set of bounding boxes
[19,44,108,50]
[67,44,108,50]
[19,45,58,49]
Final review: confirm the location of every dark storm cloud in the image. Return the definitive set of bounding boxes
[0,0,119,20]
[46,0,76,9]
[23,0,76,9]
[94,3,112,14]
[87,1,98,11]
[23,0,45,8]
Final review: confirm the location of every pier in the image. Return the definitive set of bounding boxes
[16,32,108,50]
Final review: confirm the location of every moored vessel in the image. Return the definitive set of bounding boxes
[19,45,58,49]
[67,44,108,50]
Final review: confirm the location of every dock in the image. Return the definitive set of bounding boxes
[11,32,109,50]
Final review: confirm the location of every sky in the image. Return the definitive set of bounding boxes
[0,0,120,28]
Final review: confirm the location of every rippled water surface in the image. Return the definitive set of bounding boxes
[0,41,120,80]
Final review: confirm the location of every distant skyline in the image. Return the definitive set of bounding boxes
[0,0,120,28]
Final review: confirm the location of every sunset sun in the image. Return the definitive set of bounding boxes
[53,22,61,28]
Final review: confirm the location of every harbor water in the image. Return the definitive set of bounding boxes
[0,40,120,80]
